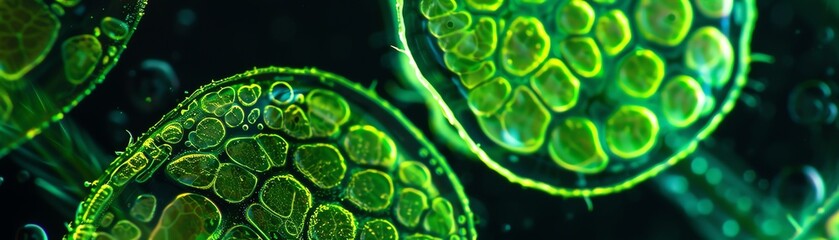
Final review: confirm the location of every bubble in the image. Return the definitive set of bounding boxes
[788,80,838,125]
[15,224,47,240]
[176,9,196,26]
[125,59,180,112]
[771,165,825,212]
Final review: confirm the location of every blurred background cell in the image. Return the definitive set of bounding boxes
[0,0,147,158]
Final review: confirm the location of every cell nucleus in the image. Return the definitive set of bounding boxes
[65,67,476,240]
[396,0,757,196]
[0,0,147,157]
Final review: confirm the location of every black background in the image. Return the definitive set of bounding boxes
[2,0,838,239]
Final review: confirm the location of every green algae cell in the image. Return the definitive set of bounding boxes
[0,0,147,158]
[65,67,476,240]
[397,0,756,196]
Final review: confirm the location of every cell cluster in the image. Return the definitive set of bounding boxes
[66,67,476,240]
[397,0,756,196]
[0,0,146,157]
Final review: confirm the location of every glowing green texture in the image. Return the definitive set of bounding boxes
[557,0,595,35]
[361,219,399,240]
[398,0,757,196]
[0,0,59,81]
[500,16,550,76]
[308,204,357,240]
[66,67,476,240]
[0,0,146,158]
[618,49,665,98]
[605,105,659,159]
[549,117,608,174]
[595,10,631,55]
[635,0,693,46]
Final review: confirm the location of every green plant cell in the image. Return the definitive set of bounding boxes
[65,67,477,240]
[397,0,755,196]
[0,0,147,158]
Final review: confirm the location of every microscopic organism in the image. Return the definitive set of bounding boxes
[0,0,147,157]
[65,67,476,240]
[396,0,757,196]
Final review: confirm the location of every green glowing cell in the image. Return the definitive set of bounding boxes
[0,0,59,81]
[419,0,455,18]
[348,169,395,212]
[111,220,140,240]
[66,67,476,240]
[397,0,756,196]
[149,193,221,239]
[129,194,157,223]
[501,16,550,76]
[160,122,184,144]
[467,77,510,115]
[294,144,347,189]
[225,105,245,127]
[618,49,666,98]
[100,17,129,41]
[166,153,220,189]
[259,175,311,238]
[457,61,495,89]
[661,75,706,127]
[0,0,145,158]
[423,197,456,237]
[238,84,262,107]
[530,59,580,113]
[595,10,632,56]
[62,34,102,84]
[110,152,149,187]
[606,106,660,159]
[428,11,471,38]
[343,125,398,168]
[477,87,550,153]
[399,161,433,189]
[635,0,693,46]
[307,89,351,137]
[282,104,313,139]
[188,117,226,150]
[556,0,594,35]
[685,26,735,87]
[560,37,602,78]
[308,204,357,240]
[263,105,283,129]
[361,219,399,240]
[548,117,608,174]
[396,188,429,228]
[214,163,258,203]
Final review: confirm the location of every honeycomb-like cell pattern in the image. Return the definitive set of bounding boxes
[399,0,755,196]
[66,67,476,240]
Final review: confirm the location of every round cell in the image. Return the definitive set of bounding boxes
[65,67,476,240]
[397,0,757,196]
[0,0,147,158]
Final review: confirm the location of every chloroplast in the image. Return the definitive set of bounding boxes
[66,67,476,240]
[396,0,757,196]
[0,0,147,157]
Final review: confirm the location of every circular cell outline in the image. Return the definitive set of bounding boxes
[394,0,757,197]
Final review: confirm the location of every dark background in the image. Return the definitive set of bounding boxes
[2,0,838,239]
